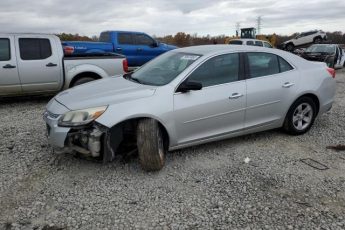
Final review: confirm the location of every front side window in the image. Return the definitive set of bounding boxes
[135,34,154,46]
[130,52,201,86]
[247,52,279,78]
[0,38,10,61]
[19,38,52,60]
[246,41,254,46]
[187,53,239,87]
[118,33,134,45]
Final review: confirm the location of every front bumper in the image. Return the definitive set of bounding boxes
[43,111,70,149]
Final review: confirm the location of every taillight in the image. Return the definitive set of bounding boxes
[63,46,74,55]
[326,67,335,78]
[123,59,129,73]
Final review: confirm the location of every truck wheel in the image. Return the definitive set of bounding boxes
[286,43,294,52]
[314,37,322,44]
[137,119,165,171]
[283,97,316,135]
[72,77,95,87]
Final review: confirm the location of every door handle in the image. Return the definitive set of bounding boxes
[46,63,57,67]
[3,64,16,69]
[282,82,295,88]
[229,93,243,99]
[116,47,122,51]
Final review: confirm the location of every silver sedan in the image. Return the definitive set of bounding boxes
[44,45,336,171]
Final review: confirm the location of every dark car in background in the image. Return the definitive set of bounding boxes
[301,44,344,69]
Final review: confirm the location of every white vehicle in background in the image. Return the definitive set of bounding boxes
[282,30,327,51]
[228,38,274,48]
[0,33,128,96]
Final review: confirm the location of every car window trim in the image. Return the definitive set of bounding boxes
[0,38,11,61]
[174,52,245,93]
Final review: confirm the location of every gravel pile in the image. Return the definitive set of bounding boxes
[1,70,345,230]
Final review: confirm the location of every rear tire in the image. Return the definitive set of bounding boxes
[286,43,294,52]
[137,119,165,171]
[283,97,316,135]
[72,77,96,87]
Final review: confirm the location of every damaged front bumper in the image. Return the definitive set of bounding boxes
[43,110,122,162]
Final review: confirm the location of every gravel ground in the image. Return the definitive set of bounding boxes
[1,69,345,230]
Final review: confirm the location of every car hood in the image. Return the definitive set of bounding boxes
[54,77,157,111]
[283,39,292,44]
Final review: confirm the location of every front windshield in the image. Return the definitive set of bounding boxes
[305,45,335,54]
[130,52,201,86]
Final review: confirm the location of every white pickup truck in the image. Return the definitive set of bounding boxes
[0,33,127,96]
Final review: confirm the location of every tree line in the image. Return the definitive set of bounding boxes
[56,31,345,47]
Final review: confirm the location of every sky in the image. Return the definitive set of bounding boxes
[0,0,344,37]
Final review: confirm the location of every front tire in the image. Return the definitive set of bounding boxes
[137,119,165,171]
[314,37,322,44]
[283,97,317,135]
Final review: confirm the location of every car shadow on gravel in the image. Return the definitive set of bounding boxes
[0,95,53,105]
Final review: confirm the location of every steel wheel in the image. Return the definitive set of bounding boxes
[292,103,313,131]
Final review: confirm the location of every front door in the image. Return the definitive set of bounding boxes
[134,33,161,66]
[15,35,62,93]
[173,53,246,145]
[0,36,22,95]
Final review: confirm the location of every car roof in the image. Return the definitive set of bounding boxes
[174,44,277,55]
[230,38,267,42]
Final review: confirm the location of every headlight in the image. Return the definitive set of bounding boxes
[58,106,108,127]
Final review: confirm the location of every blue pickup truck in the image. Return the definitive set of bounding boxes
[62,31,177,67]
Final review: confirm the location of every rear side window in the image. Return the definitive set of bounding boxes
[188,53,239,87]
[135,34,154,46]
[278,57,293,72]
[247,52,279,78]
[19,38,52,60]
[0,38,10,61]
[118,33,134,45]
[99,32,111,42]
[229,40,243,45]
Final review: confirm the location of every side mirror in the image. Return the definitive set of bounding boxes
[176,80,202,93]
[151,41,159,47]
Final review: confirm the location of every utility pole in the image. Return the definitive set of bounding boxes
[257,16,262,35]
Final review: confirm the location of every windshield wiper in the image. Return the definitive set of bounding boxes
[123,73,143,84]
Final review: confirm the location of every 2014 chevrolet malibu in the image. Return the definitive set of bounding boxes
[44,45,336,171]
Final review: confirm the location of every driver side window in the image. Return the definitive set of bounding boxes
[187,53,239,87]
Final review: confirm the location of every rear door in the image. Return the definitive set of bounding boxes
[15,35,62,92]
[0,35,22,95]
[173,53,246,145]
[244,52,298,131]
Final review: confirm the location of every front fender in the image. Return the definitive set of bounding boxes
[95,90,176,146]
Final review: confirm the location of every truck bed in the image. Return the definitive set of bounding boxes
[62,41,114,55]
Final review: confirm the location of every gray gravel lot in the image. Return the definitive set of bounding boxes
[1,69,345,230]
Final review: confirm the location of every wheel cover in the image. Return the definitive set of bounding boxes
[292,103,313,131]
